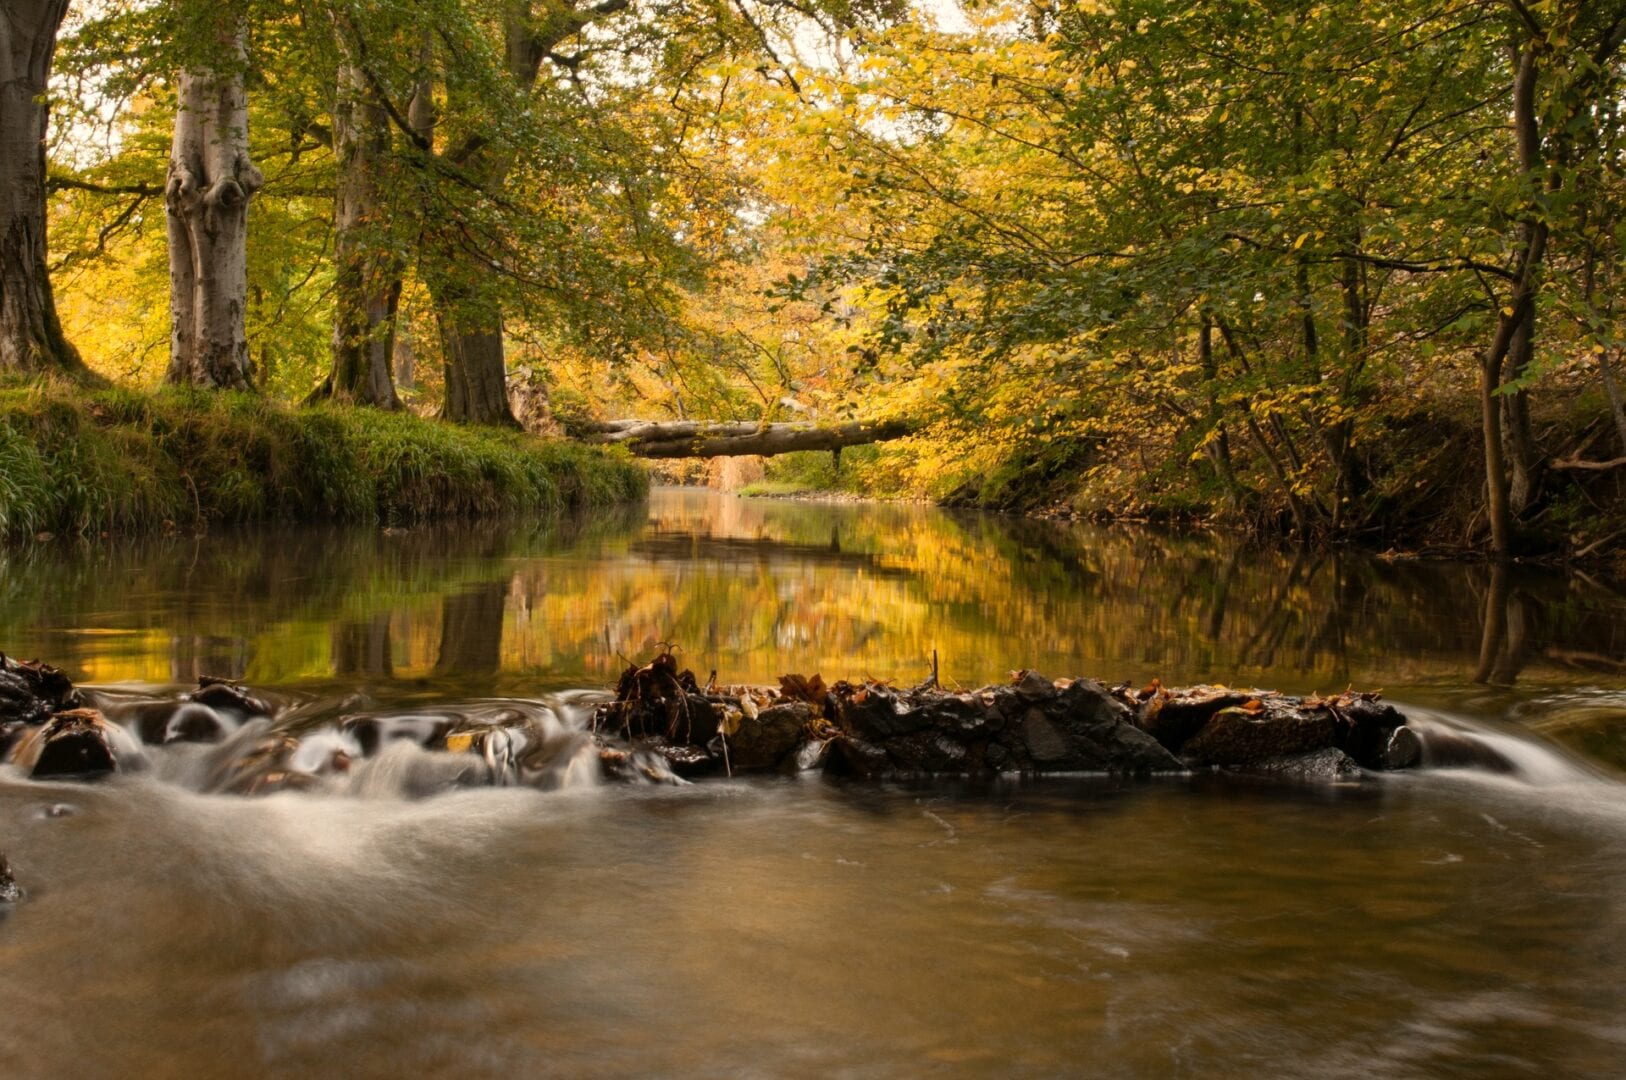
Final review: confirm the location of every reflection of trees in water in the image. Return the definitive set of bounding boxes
[600,495,1626,689]
[1474,563,1537,686]
[7,490,1626,692]
[435,582,508,677]
[332,614,395,679]
[0,508,644,684]
[168,633,251,683]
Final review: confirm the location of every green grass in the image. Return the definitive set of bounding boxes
[736,479,828,498]
[0,381,647,541]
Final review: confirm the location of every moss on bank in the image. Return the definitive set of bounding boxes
[0,382,647,541]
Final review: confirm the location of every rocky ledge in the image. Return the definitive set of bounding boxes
[594,652,1434,782]
[0,650,1498,795]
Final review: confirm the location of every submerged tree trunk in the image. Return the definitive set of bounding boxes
[0,0,86,375]
[312,63,401,408]
[164,27,262,389]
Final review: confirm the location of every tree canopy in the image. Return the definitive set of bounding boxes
[12,0,1626,553]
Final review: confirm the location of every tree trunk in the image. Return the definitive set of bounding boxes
[164,27,262,390]
[423,4,563,427]
[432,292,518,425]
[1196,318,1241,505]
[1598,349,1626,457]
[578,418,912,458]
[0,0,86,375]
[1503,308,1539,514]
[312,62,401,408]
[395,323,416,391]
[1478,44,1550,557]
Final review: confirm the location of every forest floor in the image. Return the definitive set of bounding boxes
[0,380,646,542]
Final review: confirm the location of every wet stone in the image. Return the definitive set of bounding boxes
[1181,704,1339,767]
[827,735,891,777]
[1019,708,1072,763]
[1137,687,1255,751]
[1013,670,1055,701]
[639,738,719,779]
[1333,696,1411,768]
[1383,725,1424,770]
[834,683,929,739]
[0,655,81,726]
[727,702,810,771]
[190,678,272,719]
[1248,747,1363,781]
[25,709,119,780]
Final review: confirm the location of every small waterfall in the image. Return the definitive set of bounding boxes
[1402,710,1605,785]
[84,688,680,800]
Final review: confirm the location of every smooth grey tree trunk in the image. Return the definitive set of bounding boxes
[312,62,401,408]
[0,0,86,374]
[164,28,262,389]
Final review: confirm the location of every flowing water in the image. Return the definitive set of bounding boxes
[3,488,1626,1077]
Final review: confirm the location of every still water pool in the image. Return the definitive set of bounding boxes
[2,488,1625,1077]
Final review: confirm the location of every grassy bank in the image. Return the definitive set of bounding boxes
[0,382,647,541]
[742,394,1626,564]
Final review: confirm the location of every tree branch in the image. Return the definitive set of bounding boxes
[47,175,162,197]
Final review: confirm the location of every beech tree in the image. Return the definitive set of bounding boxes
[312,57,401,407]
[0,0,86,375]
[306,4,443,409]
[164,10,263,389]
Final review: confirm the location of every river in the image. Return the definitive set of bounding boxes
[2,487,1625,1077]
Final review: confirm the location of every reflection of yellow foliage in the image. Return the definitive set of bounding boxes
[2,492,1605,700]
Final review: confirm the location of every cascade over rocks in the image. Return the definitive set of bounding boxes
[0,852,20,905]
[0,648,1512,793]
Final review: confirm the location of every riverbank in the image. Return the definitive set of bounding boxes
[0,382,647,542]
[732,394,1626,567]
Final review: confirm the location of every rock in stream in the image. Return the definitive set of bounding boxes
[0,648,1507,794]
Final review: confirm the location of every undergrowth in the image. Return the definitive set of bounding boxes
[0,382,647,541]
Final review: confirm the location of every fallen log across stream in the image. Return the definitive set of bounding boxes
[0,649,1516,807]
[575,418,912,458]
